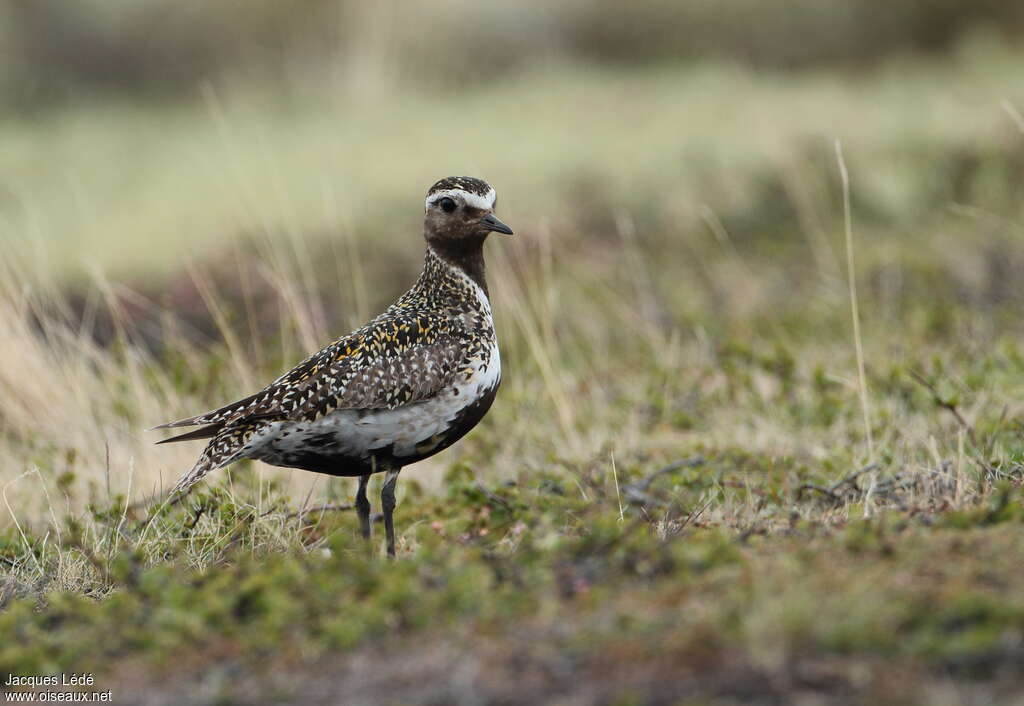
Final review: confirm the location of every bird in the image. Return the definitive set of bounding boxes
[153,176,513,556]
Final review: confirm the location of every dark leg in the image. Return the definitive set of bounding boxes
[381,469,401,557]
[355,474,372,541]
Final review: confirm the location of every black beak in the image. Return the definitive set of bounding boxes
[481,213,514,235]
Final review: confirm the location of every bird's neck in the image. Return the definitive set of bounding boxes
[423,239,489,298]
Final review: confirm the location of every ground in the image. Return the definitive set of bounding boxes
[2,28,1024,706]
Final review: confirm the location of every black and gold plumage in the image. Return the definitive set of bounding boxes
[154,177,513,555]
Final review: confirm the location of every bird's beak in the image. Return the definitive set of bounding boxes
[480,213,514,235]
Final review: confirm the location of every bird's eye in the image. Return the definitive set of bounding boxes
[439,197,457,213]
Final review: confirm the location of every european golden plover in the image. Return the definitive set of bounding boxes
[154,177,513,556]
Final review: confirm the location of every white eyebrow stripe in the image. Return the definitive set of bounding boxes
[425,187,496,211]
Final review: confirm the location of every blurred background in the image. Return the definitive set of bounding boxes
[3,0,1023,274]
[1,0,1023,507]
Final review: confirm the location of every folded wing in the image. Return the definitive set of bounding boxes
[155,310,464,439]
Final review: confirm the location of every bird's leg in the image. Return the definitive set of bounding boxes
[380,468,401,557]
[355,474,372,541]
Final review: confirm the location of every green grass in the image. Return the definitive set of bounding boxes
[6,477,1024,703]
[1,40,1024,705]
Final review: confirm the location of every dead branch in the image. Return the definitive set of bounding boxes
[797,462,880,504]
[796,484,841,504]
[910,370,980,448]
[475,482,513,511]
[623,456,706,506]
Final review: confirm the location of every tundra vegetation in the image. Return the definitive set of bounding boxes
[1,2,1024,704]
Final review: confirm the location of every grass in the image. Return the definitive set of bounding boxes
[1,40,1024,704]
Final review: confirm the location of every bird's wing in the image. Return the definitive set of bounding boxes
[154,309,465,432]
[279,335,466,420]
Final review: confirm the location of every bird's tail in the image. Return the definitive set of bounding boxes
[170,421,268,495]
[172,452,219,495]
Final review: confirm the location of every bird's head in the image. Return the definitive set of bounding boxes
[423,176,513,249]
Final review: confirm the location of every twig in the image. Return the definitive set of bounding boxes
[298,478,319,519]
[622,457,705,508]
[796,484,841,504]
[797,463,880,504]
[628,457,705,494]
[475,483,512,511]
[186,504,206,531]
[830,463,879,493]
[909,370,980,448]
[737,524,766,544]
[679,496,713,532]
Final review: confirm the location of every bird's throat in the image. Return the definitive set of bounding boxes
[426,238,489,297]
